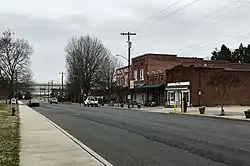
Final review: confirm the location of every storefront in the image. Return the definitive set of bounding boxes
[165,81,191,107]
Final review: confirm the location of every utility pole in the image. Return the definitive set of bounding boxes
[121,32,136,109]
[51,80,54,90]
[59,72,66,103]
[47,82,50,102]
[15,71,18,99]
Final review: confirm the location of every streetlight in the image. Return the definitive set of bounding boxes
[116,54,128,61]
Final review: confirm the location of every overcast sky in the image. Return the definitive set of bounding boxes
[0,0,250,83]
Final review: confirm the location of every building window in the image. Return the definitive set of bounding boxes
[139,69,144,80]
[168,91,175,101]
[161,77,164,80]
[134,70,138,81]
[154,77,157,81]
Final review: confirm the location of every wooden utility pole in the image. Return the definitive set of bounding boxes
[121,32,136,108]
[59,72,66,103]
[47,82,50,102]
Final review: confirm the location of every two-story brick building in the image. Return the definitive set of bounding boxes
[130,53,205,105]
[116,53,250,106]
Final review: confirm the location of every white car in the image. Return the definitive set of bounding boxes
[50,97,58,104]
[11,98,17,105]
[84,98,98,107]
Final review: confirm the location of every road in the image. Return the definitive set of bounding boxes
[33,102,250,166]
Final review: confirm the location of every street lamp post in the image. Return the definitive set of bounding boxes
[116,54,128,61]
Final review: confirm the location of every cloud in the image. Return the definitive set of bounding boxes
[0,0,250,82]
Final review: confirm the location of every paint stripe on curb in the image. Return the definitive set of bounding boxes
[41,114,113,166]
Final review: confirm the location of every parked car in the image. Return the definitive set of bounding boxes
[50,97,58,104]
[28,99,40,107]
[11,98,17,105]
[84,98,98,107]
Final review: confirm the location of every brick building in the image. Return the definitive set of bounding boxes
[116,53,250,106]
[130,53,205,105]
[165,64,250,107]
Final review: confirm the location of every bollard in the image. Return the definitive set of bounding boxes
[174,102,176,113]
[181,101,184,113]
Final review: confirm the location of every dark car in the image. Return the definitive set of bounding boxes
[28,99,40,107]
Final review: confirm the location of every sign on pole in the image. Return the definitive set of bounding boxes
[130,81,134,89]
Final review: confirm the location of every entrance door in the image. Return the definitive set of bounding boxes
[181,90,190,106]
[175,91,182,107]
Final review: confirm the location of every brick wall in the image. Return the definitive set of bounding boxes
[166,65,250,106]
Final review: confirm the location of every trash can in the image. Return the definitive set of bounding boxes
[137,103,142,109]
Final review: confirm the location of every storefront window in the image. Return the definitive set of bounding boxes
[167,91,175,101]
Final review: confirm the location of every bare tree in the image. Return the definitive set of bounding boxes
[65,35,111,102]
[0,30,33,98]
[98,55,121,101]
[207,73,242,115]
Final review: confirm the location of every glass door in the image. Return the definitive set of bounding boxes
[181,90,190,106]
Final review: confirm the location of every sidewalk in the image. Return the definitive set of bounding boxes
[19,102,112,166]
[182,106,250,121]
[104,104,173,113]
[104,103,250,121]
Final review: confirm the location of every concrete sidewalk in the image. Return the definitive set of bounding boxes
[104,104,173,113]
[19,102,112,166]
[104,103,250,121]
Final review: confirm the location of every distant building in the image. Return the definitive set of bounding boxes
[30,83,66,97]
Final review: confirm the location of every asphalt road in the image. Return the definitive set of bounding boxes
[33,102,250,166]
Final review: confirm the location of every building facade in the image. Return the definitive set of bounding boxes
[130,53,204,105]
[116,53,250,106]
[30,83,66,98]
[165,64,250,107]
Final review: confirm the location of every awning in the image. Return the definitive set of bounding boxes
[142,84,165,89]
[134,84,146,88]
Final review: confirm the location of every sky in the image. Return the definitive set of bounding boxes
[0,0,250,83]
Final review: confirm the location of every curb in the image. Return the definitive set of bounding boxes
[35,110,113,166]
[44,117,113,166]
[169,112,250,123]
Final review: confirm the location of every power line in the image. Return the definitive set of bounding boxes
[145,0,250,52]
[123,0,181,32]
[147,0,181,19]
[129,0,203,53]
[178,30,250,54]
[155,0,201,21]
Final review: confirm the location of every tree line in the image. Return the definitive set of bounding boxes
[0,30,33,99]
[211,43,250,63]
